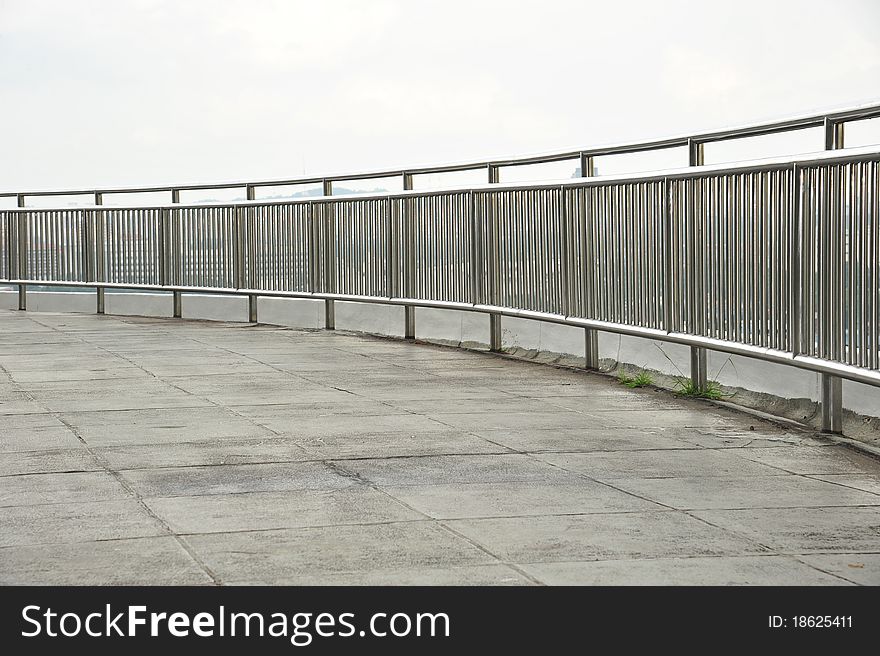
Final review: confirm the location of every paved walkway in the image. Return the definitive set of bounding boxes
[1,309,879,585]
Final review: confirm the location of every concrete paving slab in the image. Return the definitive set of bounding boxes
[60,407,274,446]
[381,480,663,519]
[146,487,422,534]
[132,363,271,378]
[0,471,129,507]
[520,555,848,585]
[240,564,534,586]
[475,427,700,453]
[691,507,880,553]
[167,376,356,407]
[230,408,447,438]
[536,393,694,412]
[0,448,102,477]
[27,387,212,413]
[807,473,880,496]
[429,410,606,432]
[0,537,213,585]
[610,474,880,510]
[120,461,356,498]
[343,383,513,402]
[446,512,769,563]
[676,430,831,449]
[224,397,400,417]
[0,420,83,453]
[94,437,313,470]
[794,553,880,585]
[733,445,880,475]
[576,409,746,430]
[486,381,661,398]
[2,355,130,373]
[184,522,499,584]
[537,449,786,480]
[0,413,64,430]
[8,366,153,384]
[333,454,573,487]
[0,391,50,415]
[0,498,166,547]
[386,396,562,415]
[296,430,507,460]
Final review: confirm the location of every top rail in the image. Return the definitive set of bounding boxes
[3,101,879,200]
[3,145,879,212]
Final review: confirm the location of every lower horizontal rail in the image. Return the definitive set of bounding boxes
[5,278,879,389]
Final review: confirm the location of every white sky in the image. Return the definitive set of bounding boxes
[2,0,879,194]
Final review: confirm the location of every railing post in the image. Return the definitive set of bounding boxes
[579,152,595,178]
[687,138,707,391]
[580,152,599,369]
[821,373,843,433]
[16,194,26,311]
[790,163,803,360]
[487,164,502,352]
[170,189,182,318]
[402,172,415,340]
[94,192,105,314]
[820,118,844,433]
[823,117,845,151]
[245,185,257,323]
[584,329,599,371]
[322,179,335,330]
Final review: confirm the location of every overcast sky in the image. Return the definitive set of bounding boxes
[2,0,879,195]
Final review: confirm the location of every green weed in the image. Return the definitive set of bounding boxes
[618,370,654,389]
[675,378,725,400]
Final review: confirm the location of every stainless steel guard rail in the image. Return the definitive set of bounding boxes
[2,145,879,435]
[0,97,880,432]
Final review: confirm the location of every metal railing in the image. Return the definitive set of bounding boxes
[3,103,880,433]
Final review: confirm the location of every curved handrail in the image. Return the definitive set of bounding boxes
[2,101,879,200]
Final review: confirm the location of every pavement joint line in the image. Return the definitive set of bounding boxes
[718,448,880,495]
[318,458,553,584]
[172,517,443,539]
[521,450,698,514]
[10,405,215,415]
[313,458,523,577]
[783,553,864,585]
[0,449,516,470]
[679,506,799,563]
[514,554,858,586]
[518,447,814,559]
[433,521,546,586]
[801,474,880,497]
